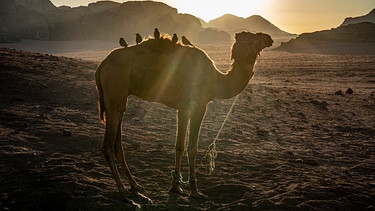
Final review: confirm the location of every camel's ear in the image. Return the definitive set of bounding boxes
[234,33,241,41]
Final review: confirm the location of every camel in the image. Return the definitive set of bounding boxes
[95,31,273,201]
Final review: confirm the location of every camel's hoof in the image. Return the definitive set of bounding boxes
[168,185,184,194]
[189,191,208,199]
[119,188,132,198]
[132,191,153,204]
[130,184,145,193]
[123,198,142,210]
[119,189,142,208]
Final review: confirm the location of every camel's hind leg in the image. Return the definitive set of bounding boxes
[114,120,152,204]
[114,122,143,192]
[101,112,129,196]
[99,62,132,197]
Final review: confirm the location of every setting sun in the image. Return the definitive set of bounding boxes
[51,0,375,33]
[163,0,270,22]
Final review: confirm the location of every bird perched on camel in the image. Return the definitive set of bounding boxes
[181,36,194,47]
[119,37,128,47]
[154,28,160,39]
[95,31,273,202]
[172,33,178,44]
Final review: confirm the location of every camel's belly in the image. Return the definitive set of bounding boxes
[129,76,213,109]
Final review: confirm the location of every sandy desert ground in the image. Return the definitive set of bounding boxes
[1,42,375,210]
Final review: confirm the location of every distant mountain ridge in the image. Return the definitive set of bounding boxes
[87,1,120,13]
[275,22,375,54]
[202,13,296,47]
[274,8,375,54]
[341,8,375,26]
[0,0,232,44]
[15,0,57,13]
[206,14,295,38]
[0,0,296,45]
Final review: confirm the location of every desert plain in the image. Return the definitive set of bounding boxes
[0,41,375,210]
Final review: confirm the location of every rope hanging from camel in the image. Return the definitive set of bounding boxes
[201,55,261,174]
[202,94,240,174]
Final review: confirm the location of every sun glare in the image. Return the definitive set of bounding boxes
[163,0,271,22]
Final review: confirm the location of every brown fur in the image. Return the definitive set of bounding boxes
[95,62,105,122]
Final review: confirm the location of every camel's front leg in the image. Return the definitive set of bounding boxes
[169,109,189,194]
[188,106,208,199]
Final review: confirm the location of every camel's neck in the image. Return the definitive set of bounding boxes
[213,41,260,99]
[214,61,255,99]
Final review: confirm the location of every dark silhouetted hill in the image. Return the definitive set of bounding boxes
[205,14,296,40]
[0,0,231,44]
[208,14,293,37]
[14,0,57,13]
[341,8,375,26]
[275,22,375,54]
[87,1,120,13]
[0,0,54,41]
[203,14,296,47]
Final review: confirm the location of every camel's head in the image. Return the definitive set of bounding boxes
[231,31,273,61]
[235,31,273,51]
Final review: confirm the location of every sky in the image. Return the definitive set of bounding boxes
[50,0,375,34]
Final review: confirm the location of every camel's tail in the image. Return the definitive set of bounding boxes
[95,62,105,123]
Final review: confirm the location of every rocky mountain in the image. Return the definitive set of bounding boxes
[275,22,375,54]
[202,14,296,47]
[341,8,375,26]
[87,1,120,13]
[275,8,375,54]
[205,14,296,39]
[14,0,58,13]
[0,0,53,41]
[0,0,231,44]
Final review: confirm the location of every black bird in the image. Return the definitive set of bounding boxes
[181,36,194,47]
[136,33,142,45]
[171,33,178,44]
[119,37,127,47]
[154,28,160,39]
